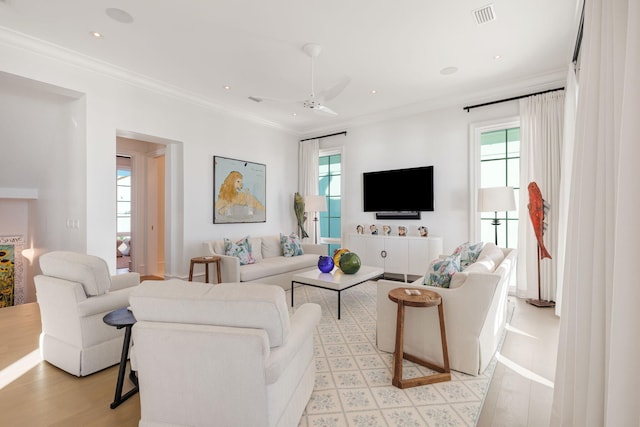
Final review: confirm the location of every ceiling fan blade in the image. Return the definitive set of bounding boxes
[315,104,338,116]
[248,95,295,104]
[318,75,351,102]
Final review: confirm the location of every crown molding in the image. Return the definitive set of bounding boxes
[0,26,299,135]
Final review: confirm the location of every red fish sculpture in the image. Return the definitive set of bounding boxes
[527,182,552,259]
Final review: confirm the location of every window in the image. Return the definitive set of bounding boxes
[116,156,132,239]
[479,127,520,247]
[318,153,341,255]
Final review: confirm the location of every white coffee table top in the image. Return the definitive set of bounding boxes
[292,265,384,291]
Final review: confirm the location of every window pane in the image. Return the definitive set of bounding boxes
[506,127,520,142]
[507,220,519,248]
[319,156,330,176]
[481,142,505,161]
[117,201,131,215]
[319,176,330,196]
[117,186,131,201]
[117,175,131,186]
[328,197,341,216]
[480,161,506,187]
[507,158,519,187]
[329,154,341,173]
[329,175,341,196]
[329,218,341,238]
[117,217,131,233]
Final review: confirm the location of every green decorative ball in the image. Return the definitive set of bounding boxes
[339,252,361,274]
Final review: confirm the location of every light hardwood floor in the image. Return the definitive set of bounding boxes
[0,295,559,426]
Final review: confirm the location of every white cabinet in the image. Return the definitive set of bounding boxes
[347,234,443,279]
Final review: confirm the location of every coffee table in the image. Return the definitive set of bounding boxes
[291,265,384,319]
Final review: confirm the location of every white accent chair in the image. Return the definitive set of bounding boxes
[129,279,321,427]
[34,251,140,376]
[376,244,517,376]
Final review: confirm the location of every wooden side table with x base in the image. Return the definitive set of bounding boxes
[388,287,451,389]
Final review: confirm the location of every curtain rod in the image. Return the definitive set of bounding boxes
[299,131,347,142]
[463,87,565,112]
[572,2,585,63]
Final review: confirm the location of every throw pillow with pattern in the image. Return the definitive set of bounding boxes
[280,233,304,257]
[224,236,255,265]
[452,241,484,269]
[423,254,461,288]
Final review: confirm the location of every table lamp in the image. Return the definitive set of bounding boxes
[305,195,327,244]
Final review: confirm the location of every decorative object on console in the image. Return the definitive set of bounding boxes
[293,192,309,239]
[526,181,555,308]
[305,195,327,244]
[332,248,350,269]
[418,226,428,237]
[382,225,391,235]
[317,255,334,273]
[213,156,266,224]
[356,225,364,234]
[338,252,361,274]
[477,186,516,245]
[398,226,407,236]
[370,224,378,235]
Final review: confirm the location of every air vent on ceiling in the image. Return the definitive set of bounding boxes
[472,4,496,25]
[248,96,263,103]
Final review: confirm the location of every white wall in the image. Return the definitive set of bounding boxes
[0,33,299,287]
[321,102,518,254]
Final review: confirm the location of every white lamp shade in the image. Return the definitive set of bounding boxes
[478,187,516,212]
[305,195,327,212]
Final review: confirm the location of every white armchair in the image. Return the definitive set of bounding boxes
[129,279,321,427]
[34,251,140,376]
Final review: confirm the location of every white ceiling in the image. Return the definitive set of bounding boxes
[0,0,581,135]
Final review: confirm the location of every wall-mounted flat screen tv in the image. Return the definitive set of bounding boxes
[363,166,434,212]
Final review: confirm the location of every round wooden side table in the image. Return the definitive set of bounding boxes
[388,287,451,388]
[188,256,222,284]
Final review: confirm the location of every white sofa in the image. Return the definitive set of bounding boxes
[376,243,517,376]
[130,279,321,427]
[34,251,140,376]
[204,235,326,289]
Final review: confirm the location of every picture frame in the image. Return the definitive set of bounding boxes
[213,156,266,224]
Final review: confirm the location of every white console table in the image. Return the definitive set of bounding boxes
[347,234,443,281]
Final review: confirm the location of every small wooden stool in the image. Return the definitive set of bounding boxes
[188,256,222,284]
[388,287,451,388]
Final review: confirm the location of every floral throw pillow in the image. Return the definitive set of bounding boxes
[280,233,304,257]
[423,254,461,288]
[452,241,484,270]
[224,236,255,265]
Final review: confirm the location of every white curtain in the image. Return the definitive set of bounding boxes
[298,139,319,242]
[517,91,565,301]
[551,0,640,425]
[555,63,579,316]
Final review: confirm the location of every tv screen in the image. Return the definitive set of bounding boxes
[363,166,434,212]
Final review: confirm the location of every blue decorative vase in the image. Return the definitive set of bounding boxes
[318,256,334,273]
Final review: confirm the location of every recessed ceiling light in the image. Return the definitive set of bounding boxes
[292,112,297,116]
[223,85,231,90]
[440,66,458,75]
[90,31,103,38]
[494,55,502,60]
[370,89,377,94]
[106,8,134,24]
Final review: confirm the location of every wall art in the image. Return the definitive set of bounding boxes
[213,156,266,223]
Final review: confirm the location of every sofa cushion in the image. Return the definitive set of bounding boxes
[468,242,505,273]
[424,254,461,288]
[452,241,484,269]
[130,280,290,348]
[224,236,255,265]
[250,237,263,262]
[280,233,304,257]
[262,236,283,258]
[38,251,112,296]
[238,254,318,282]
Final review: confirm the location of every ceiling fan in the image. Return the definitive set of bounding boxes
[250,43,350,116]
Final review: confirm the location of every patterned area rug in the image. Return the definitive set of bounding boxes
[291,280,507,427]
